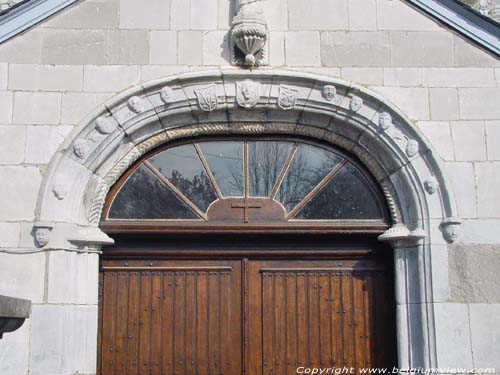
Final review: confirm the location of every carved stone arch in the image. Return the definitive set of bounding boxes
[34,70,460,368]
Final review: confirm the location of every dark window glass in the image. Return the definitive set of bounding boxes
[248,141,293,197]
[199,142,244,197]
[276,143,344,212]
[294,163,383,220]
[149,144,217,212]
[108,165,198,219]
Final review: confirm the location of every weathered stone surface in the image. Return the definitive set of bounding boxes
[451,121,487,161]
[348,0,377,31]
[0,222,20,248]
[377,0,440,31]
[423,68,496,88]
[178,31,203,65]
[107,30,150,65]
[150,31,178,65]
[0,253,45,303]
[190,0,218,30]
[469,304,500,368]
[0,126,25,165]
[384,67,423,87]
[321,32,390,67]
[141,65,189,82]
[202,31,230,65]
[459,88,500,120]
[47,252,99,304]
[0,295,31,318]
[0,63,7,90]
[341,67,383,86]
[25,126,73,164]
[30,304,98,375]
[459,219,500,244]
[476,162,500,217]
[486,121,500,160]
[40,0,119,29]
[454,35,500,67]
[288,0,348,30]
[0,91,13,124]
[430,88,460,121]
[260,0,288,31]
[0,30,43,64]
[0,167,41,221]
[218,0,233,29]
[445,162,477,218]
[13,92,61,125]
[433,303,473,368]
[417,121,455,161]
[9,64,83,92]
[370,86,429,120]
[120,0,170,29]
[61,92,113,125]
[286,32,321,67]
[269,32,285,67]
[170,0,190,29]
[449,245,500,303]
[391,32,454,67]
[83,65,141,93]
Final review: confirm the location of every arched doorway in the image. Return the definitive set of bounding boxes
[97,137,397,374]
[34,70,461,372]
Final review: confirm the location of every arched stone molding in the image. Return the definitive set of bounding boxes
[35,70,460,368]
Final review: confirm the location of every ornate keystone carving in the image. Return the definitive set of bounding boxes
[34,223,53,247]
[127,96,144,114]
[195,84,218,112]
[73,139,90,159]
[322,85,337,102]
[230,0,268,67]
[95,116,116,134]
[160,87,174,104]
[278,85,299,110]
[236,80,261,108]
[440,217,462,243]
[424,177,439,195]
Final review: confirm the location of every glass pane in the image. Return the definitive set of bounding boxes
[248,141,293,197]
[108,165,198,219]
[199,142,244,197]
[294,163,383,220]
[149,144,217,212]
[276,143,344,212]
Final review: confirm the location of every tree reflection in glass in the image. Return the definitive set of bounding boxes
[149,144,217,212]
[248,141,292,197]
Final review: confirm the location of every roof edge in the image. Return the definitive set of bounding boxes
[406,0,500,56]
[0,0,79,44]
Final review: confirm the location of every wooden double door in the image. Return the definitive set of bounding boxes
[98,256,396,375]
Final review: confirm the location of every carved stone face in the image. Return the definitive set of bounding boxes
[443,223,459,243]
[424,177,438,195]
[379,112,393,130]
[52,183,69,200]
[406,139,419,157]
[160,87,174,104]
[73,139,90,159]
[236,80,260,109]
[95,117,116,134]
[35,228,51,247]
[127,96,144,114]
[350,95,363,111]
[322,85,337,101]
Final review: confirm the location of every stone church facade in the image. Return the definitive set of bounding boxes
[0,0,499,374]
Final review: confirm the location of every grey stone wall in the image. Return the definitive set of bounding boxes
[0,0,499,374]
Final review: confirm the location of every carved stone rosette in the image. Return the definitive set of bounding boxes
[230,1,268,67]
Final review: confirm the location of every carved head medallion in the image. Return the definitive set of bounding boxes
[350,95,363,112]
[379,112,393,130]
[160,86,174,104]
[322,85,337,102]
[73,139,90,159]
[406,139,419,158]
[424,177,439,195]
[195,84,218,112]
[127,96,144,114]
[440,218,461,243]
[34,223,53,247]
[95,116,116,134]
[278,85,299,110]
[236,80,261,109]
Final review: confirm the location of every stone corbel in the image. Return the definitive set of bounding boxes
[68,225,114,253]
[230,0,268,67]
[378,223,427,248]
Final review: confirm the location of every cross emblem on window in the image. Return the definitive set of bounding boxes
[231,199,263,223]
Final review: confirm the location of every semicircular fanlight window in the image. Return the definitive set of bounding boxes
[106,140,388,222]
